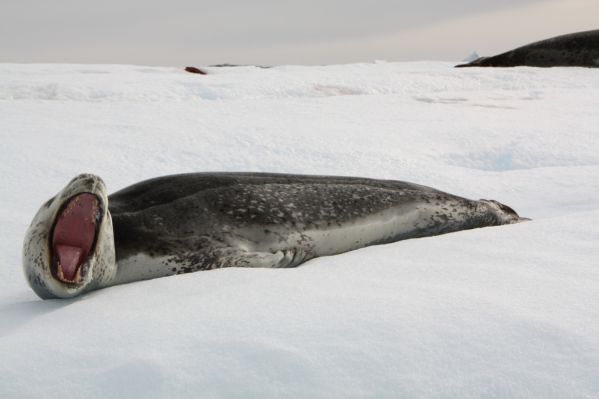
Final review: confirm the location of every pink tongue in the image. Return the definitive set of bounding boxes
[52,193,99,282]
[56,245,84,281]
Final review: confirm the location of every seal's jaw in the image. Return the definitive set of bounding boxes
[51,193,102,286]
[23,174,117,299]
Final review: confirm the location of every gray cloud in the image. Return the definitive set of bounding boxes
[0,0,595,65]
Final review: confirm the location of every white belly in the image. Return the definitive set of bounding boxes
[304,206,430,256]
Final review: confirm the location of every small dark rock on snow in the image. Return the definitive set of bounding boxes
[184,66,207,75]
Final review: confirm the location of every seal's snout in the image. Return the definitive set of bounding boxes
[23,173,116,299]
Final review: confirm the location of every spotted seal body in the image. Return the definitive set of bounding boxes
[23,172,527,299]
[456,29,599,68]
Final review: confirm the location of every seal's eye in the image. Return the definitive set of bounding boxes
[43,197,54,208]
[51,193,102,284]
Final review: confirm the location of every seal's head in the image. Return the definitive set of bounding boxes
[479,199,530,225]
[23,174,116,299]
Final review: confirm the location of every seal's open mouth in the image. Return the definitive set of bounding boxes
[51,193,102,284]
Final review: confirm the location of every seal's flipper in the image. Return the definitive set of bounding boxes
[211,247,307,269]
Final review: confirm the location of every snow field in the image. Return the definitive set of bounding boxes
[1,62,598,398]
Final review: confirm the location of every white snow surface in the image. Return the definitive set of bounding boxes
[1,62,599,398]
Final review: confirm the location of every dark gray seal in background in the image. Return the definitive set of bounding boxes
[23,173,528,299]
[456,29,599,68]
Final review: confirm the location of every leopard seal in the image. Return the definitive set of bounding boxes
[23,172,527,299]
[456,29,599,68]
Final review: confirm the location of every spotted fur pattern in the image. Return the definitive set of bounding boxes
[23,172,525,299]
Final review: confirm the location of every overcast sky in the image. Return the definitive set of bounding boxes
[1,0,597,66]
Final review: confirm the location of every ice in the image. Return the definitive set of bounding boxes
[462,51,480,62]
[1,62,598,398]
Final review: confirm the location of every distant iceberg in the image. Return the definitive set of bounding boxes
[462,51,480,62]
